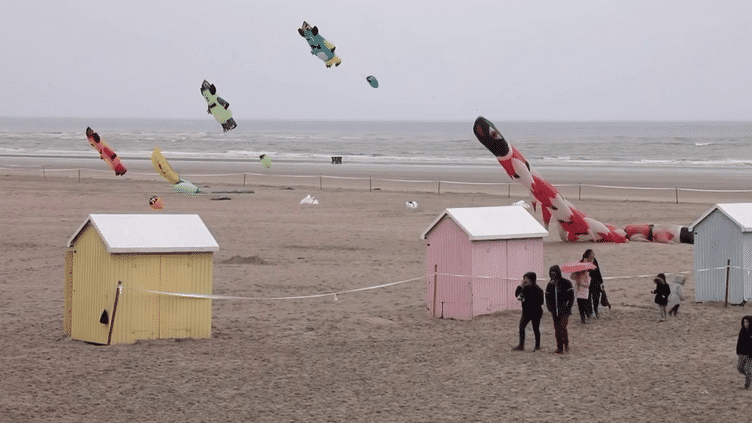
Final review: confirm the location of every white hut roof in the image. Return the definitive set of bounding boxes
[421,206,548,241]
[67,214,220,253]
[690,203,752,232]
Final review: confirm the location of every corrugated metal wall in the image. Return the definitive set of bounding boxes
[63,251,74,336]
[68,224,213,344]
[741,234,752,303]
[107,253,213,344]
[109,254,161,344]
[471,240,508,316]
[694,212,743,302]
[425,217,473,320]
[506,238,544,308]
[70,224,116,344]
[470,238,544,317]
[159,253,213,340]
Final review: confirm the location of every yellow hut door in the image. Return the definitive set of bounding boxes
[159,255,192,338]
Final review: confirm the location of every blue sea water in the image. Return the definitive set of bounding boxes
[0,117,751,168]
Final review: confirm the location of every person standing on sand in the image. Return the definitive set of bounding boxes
[667,275,685,317]
[546,265,574,354]
[512,272,544,352]
[572,267,591,325]
[737,316,752,389]
[652,276,671,321]
[583,249,604,318]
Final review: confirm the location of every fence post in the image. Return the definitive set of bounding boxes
[579,183,582,201]
[320,175,322,190]
[369,178,372,192]
[507,183,511,198]
[42,166,46,178]
[243,173,246,186]
[438,181,441,195]
[78,169,81,183]
[675,188,679,204]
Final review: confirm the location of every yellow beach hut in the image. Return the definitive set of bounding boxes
[64,214,219,345]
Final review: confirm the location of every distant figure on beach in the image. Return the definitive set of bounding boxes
[737,315,752,389]
[583,249,604,318]
[512,272,544,352]
[667,275,686,316]
[652,276,671,321]
[546,265,574,354]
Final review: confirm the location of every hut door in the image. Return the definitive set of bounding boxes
[126,256,162,340]
[159,255,192,338]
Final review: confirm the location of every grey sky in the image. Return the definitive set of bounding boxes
[2,0,750,121]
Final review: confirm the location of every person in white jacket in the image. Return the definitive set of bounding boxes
[667,275,685,316]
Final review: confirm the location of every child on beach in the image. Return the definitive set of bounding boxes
[572,269,591,324]
[737,316,752,389]
[652,276,671,321]
[667,275,685,317]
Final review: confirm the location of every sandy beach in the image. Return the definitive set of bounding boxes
[2,159,752,422]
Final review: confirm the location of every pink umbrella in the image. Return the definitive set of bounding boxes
[560,261,596,273]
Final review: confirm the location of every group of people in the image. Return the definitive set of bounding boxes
[652,273,685,321]
[512,249,608,355]
[510,251,752,389]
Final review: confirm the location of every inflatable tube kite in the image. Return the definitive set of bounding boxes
[472,117,693,244]
[85,127,127,176]
[150,147,200,194]
[200,80,237,132]
[298,21,342,68]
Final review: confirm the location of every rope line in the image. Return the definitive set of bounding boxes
[124,276,422,301]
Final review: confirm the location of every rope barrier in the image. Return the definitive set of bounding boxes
[124,276,423,301]
[119,264,748,302]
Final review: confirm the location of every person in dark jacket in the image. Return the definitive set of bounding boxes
[652,276,671,321]
[512,272,545,352]
[583,249,604,318]
[737,316,752,389]
[546,265,575,354]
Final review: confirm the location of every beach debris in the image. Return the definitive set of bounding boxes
[211,196,231,201]
[512,200,530,208]
[298,21,341,68]
[151,147,200,194]
[300,194,319,205]
[200,80,237,132]
[259,154,272,169]
[473,116,692,244]
[212,190,255,194]
[85,127,127,176]
[148,196,164,210]
[219,255,267,265]
[405,201,418,209]
[367,76,379,88]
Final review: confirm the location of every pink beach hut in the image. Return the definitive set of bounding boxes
[421,206,548,320]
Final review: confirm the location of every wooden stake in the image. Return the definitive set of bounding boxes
[107,281,122,345]
[725,259,731,308]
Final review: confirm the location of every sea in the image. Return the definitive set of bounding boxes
[1,117,751,169]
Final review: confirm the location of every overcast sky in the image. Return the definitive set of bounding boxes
[2,0,750,121]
